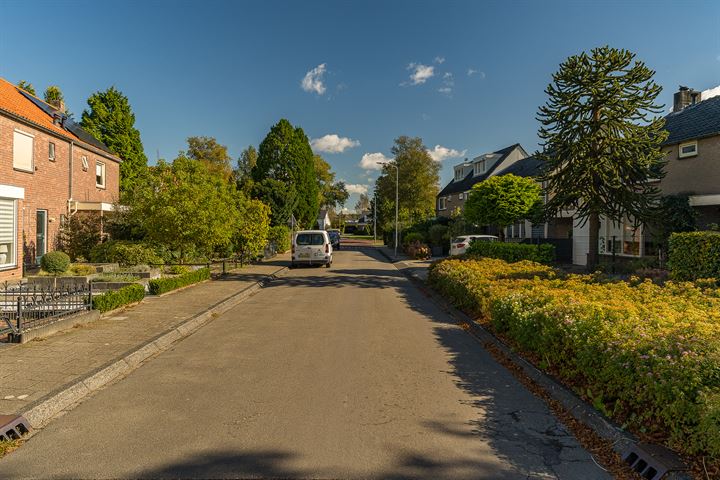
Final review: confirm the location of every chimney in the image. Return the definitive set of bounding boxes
[674,86,701,112]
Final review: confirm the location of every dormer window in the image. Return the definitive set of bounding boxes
[454,169,465,181]
[679,141,698,158]
[474,159,486,176]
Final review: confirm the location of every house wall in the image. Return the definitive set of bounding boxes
[437,191,468,218]
[0,113,120,283]
[660,136,720,196]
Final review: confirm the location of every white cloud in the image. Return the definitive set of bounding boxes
[310,134,360,154]
[346,184,369,195]
[438,72,454,95]
[438,87,452,95]
[467,68,486,79]
[301,63,327,95]
[427,145,467,162]
[434,56,445,64]
[403,63,435,86]
[359,152,392,170]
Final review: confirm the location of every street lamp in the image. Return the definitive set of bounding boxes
[378,161,399,258]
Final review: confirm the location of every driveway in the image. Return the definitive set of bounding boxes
[0,249,608,479]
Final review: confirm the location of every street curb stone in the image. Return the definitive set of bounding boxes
[20,265,288,430]
[379,248,692,480]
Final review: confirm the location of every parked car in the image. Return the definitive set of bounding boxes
[328,230,341,250]
[449,235,498,256]
[291,230,333,268]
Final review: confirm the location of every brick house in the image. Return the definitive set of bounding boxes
[0,78,121,283]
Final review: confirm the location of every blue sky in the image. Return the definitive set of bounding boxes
[1,0,719,209]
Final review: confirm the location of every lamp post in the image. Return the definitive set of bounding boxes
[378,161,399,258]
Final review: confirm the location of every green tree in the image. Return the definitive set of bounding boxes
[252,178,298,226]
[128,156,238,261]
[44,85,65,110]
[16,80,36,96]
[234,196,271,260]
[186,136,233,181]
[537,46,667,269]
[236,145,257,194]
[652,194,697,248]
[253,119,319,226]
[464,174,542,240]
[81,87,148,196]
[375,136,440,235]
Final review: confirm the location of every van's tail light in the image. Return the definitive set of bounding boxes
[325,243,329,253]
[292,245,295,254]
[457,243,465,248]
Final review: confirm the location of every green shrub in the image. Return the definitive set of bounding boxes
[90,241,164,266]
[268,226,291,253]
[467,241,555,264]
[68,264,96,276]
[402,232,425,246]
[668,231,720,280]
[167,265,191,275]
[40,251,70,274]
[148,267,210,295]
[92,284,145,313]
[428,224,449,247]
[57,213,102,261]
[428,257,720,457]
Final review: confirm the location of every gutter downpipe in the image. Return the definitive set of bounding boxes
[68,141,77,217]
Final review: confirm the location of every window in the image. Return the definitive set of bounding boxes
[96,161,106,188]
[454,169,464,181]
[438,197,447,210]
[49,142,56,161]
[295,233,325,246]
[0,199,17,268]
[474,159,486,176]
[679,141,698,158]
[81,156,89,171]
[600,218,641,256]
[458,193,464,200]
[13,130,34,172]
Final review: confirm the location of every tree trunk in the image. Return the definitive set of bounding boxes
[587,212,600,271]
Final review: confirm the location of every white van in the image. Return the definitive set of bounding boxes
[291,230,333,268]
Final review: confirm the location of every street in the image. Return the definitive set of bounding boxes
[0,248,609,479]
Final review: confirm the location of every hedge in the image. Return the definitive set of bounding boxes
[92,284,145,313]
[90,241,165,266]
[466,241,555,264]
[148,267,210,295]
[668,231,720,280]
[428,257,720,457]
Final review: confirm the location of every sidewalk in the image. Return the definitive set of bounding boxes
[377,245,435,281]
[0,256,288,420]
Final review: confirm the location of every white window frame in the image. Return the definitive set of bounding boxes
[49,141,56,161]
[458,193,463,200]
[0,198,18,269]
[679,141,698,158]
[438,197,447,211]
[13,129,34,172]
[95,161,106,188]
[81,155,89,171]
[474,159,486,176]
[454,169,464,181]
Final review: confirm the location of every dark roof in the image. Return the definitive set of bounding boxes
[437,143,523,196]
[663,95,720,146]
[494,155,545,178]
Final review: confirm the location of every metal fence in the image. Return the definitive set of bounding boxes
[0,282,92,337]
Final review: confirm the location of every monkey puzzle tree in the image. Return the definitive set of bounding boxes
[537,46,667,270]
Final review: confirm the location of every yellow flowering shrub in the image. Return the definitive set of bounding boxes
[428,257,720,457]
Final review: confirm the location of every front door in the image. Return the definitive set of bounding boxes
[36,209,47,263]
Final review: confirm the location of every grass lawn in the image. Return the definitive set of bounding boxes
[341,234,383,245]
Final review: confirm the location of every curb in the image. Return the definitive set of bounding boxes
[19,265,288,430]
[385,258,692,480]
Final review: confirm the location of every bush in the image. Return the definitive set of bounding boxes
[92,284,145,313]
[402,232,425,247]
[57,213,102,261]
[268,226,291,253]
[467,241,555,264]
[428,224,449,247]
[406,241,431,259]
[40,251,71,274]
[148,267,210,295]
[69,264,96,276]
[668,231,720,280]
[167,265,191,275]
[90,241,164,266]
[428,257,720,457]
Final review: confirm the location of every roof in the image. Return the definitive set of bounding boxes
[494,155,545,178]
[0,78,117,159]
[663,95,720,146]
[438,143,523,196]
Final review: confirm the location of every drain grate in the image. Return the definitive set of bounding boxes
[623,443,688,480]
[0,415,31,441]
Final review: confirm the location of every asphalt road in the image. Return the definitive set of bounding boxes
[0,248,610,479]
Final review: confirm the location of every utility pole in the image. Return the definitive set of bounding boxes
[373,193,377,245]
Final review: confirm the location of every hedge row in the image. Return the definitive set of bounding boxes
[92,284,145,313]
[148,267,211,295]
[668,231,720,280]
[466,241,555,264]
[428,257,720,457]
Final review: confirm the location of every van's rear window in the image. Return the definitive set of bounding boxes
[296,233,325,246]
